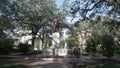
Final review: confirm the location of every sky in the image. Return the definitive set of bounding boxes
[55,0,74,8]
[55,0,64,8]
[55,0,75,39]
[55,0,77,24]
[55,0,77,39]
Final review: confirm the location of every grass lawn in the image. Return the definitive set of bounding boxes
[0,59,24,68]
[69,60,120,68]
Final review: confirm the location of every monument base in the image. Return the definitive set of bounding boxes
[51,32,67,56]
[42,32,67,57]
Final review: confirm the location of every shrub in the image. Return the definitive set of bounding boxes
[114,50,120,57]
[66,36,79,48]
[0,37,14,55]
[17,43,30,53]
[101,34,116,59]
[86,35,100,55]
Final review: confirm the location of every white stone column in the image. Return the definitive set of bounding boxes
[52,32,60,47]
[51,32,60,56]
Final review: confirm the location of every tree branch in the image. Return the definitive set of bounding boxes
[81,1,101,11]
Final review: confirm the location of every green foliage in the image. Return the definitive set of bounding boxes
[17,43,30,53]
[70,0,120,20]
[1,0,69,51]
[34,38,41,48]
[0,0,15,31]
[92,21,110,36]
[114,50,120,57]
[0,37,14,55]
[86,33,117,58]
[66,36,79,48]
[85,18,120,58]
[46,38,52,46]
[86,35,100,55]
[101,34,116,59]
[60,40,65,46]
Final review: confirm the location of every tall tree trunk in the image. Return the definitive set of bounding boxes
[31,26,36,52]
[41,33,47,50]
[41,25,45,51]
[0,28,5,37]
[41,24,48,56]
[41,36,44,51]
[31,34,35,51]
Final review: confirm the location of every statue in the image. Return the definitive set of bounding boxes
[53,18,59,32]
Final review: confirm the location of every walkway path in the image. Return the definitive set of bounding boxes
[1,54,120,68]
[22,58,68,68]
[22,55,120,68]
[1,54,69,68]
[64,55,96,63]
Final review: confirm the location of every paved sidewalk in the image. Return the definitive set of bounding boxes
[23,55,120,68]
[23,58,68,68]
[64,55,96,63]
[1,55,69,68]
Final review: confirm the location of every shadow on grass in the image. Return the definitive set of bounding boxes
[69,60,120,68]
[0,59,25,68]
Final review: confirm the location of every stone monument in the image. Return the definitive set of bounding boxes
[45,18,67,57]
[52,18,60,56]
[52,18,68,56]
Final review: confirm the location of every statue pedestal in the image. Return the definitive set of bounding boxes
[51,32,60,56]
[43,32,67,57]
[52,32,60,47]
[58,48,67,56]
[51,32,67,56]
